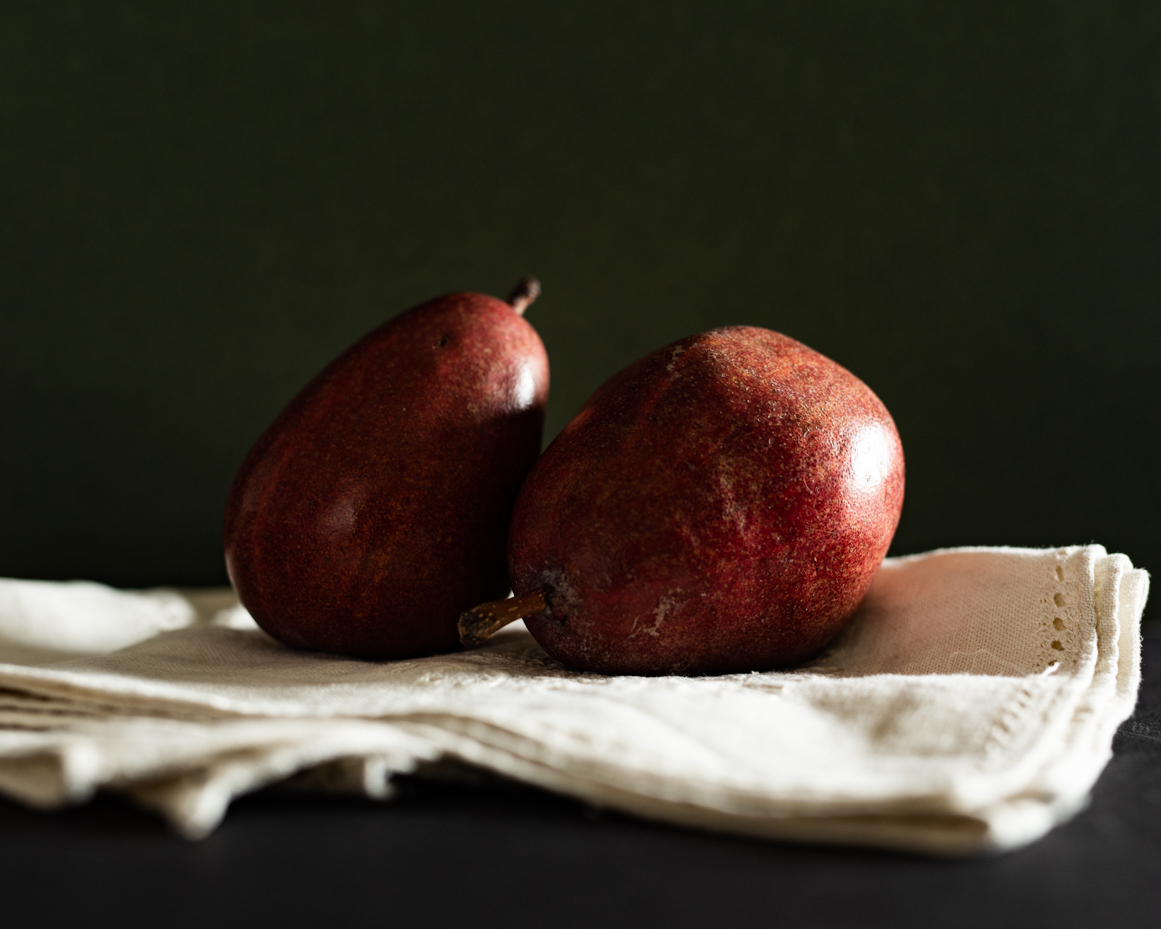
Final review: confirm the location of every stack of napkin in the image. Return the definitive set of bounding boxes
[0,544,1147,855]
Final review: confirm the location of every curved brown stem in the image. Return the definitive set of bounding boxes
[507,275,541,316]
[459,588,547,648]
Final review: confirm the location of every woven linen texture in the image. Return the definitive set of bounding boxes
[0,545,1147,854]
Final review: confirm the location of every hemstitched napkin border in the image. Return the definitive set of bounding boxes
[0,544,1147,855]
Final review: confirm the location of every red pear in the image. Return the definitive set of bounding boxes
[463,325,903,675]
[224,279,549,659]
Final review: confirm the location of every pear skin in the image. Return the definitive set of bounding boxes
[225,285,548,659]
[506,326,903,676]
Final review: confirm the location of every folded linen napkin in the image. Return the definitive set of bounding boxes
[0,544,1147,855]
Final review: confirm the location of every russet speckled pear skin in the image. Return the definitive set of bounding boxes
[507,326,903,676]
[224,292,548,659]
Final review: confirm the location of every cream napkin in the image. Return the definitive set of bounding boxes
[0,544,1147,855]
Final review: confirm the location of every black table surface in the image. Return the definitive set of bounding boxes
[3,627,1159,929]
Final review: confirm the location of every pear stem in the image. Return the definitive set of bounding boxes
[507,275,541,316]
[459,588,547,648]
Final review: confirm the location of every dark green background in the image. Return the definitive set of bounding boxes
[2,3,1157,620]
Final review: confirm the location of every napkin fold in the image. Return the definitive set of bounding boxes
[0,544,1147,855]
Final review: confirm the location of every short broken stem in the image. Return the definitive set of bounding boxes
[459,588,548,648]
[507,275,541,316]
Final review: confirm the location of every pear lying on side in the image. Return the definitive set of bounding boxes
[462,326,903,676]
[225,278,548,659]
